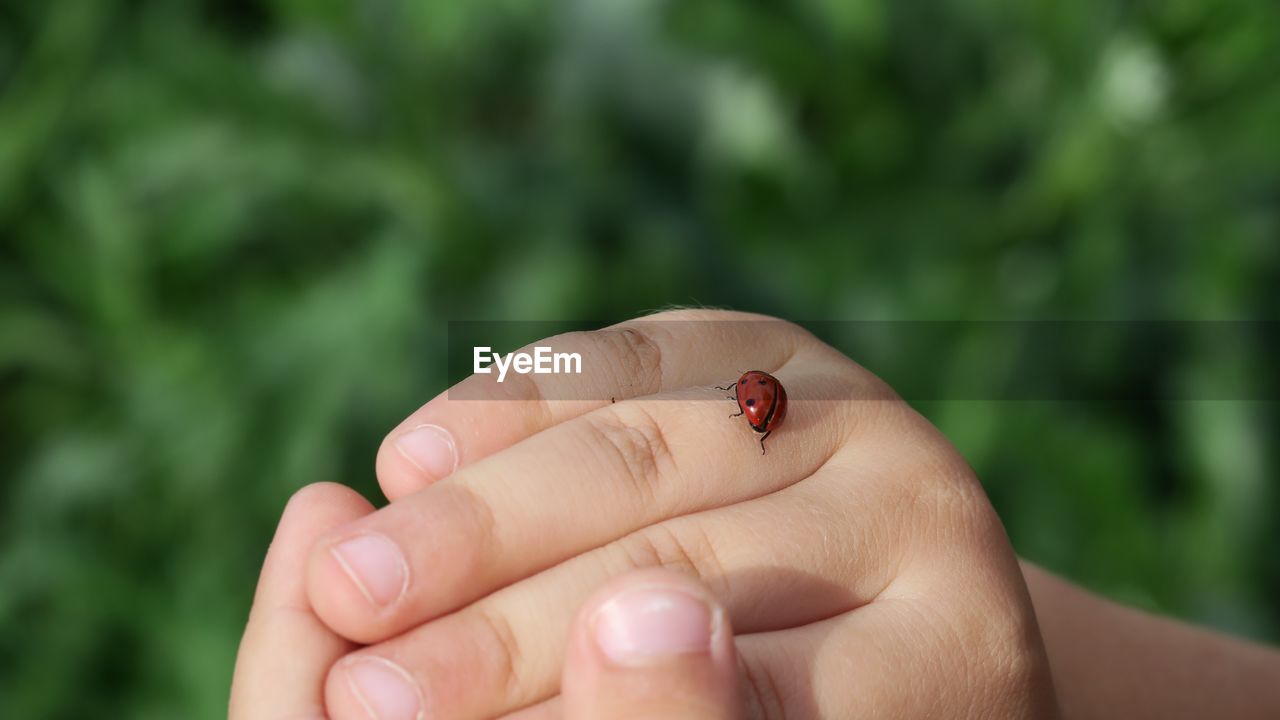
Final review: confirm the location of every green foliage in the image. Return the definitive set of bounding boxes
[2,0,1278,716]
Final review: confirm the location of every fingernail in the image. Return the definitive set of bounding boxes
[395,424,458,479]
[331,533,409,609]
[593,587,713,664]
[344,656,423,720]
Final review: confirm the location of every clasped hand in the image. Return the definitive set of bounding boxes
[231,310,1057,719]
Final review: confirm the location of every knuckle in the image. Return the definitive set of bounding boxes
[580,406,675,508]
[468,605,527,706]
[939,610,1046,717]
[738,653,788,720]
[450,362,557,428]
[614,528,663,571]
[497,367,550,406]
[621,522,725,584]
[598,326,664,392]
[938,475,1004,546]
[426,483,500,582]
[898,555,1047,714]
[458,485,500,547]
[971,598,1048,711]
[901,447,998,543]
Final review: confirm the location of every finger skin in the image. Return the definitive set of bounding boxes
[307,363,878,645]
[319,454,917,719]
[499,695,561,720]
[562,569,742,720]
[229,483,374,720]
[375,310,810,500]
[320,304,1059,719]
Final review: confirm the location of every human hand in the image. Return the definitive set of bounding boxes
[229,483,372,719]
[229,486,743,719]
[294,309,1057,718]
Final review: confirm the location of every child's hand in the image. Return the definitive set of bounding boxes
[229,485,746,719]
[297,309,1058,719]
[229,483,371,719]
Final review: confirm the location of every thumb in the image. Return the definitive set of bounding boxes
[562,568,743,720]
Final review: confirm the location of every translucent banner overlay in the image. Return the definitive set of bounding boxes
[446,320,1280,401]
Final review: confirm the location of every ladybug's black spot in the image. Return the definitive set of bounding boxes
[745,398,756,407]
[740,379,747,384]
[759,378,767,384]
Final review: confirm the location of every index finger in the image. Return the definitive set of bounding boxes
[376,309,815,500]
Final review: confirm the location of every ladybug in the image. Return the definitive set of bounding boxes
[715,370,788,454]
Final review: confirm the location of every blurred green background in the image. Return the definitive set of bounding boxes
[2,0,1278,717]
